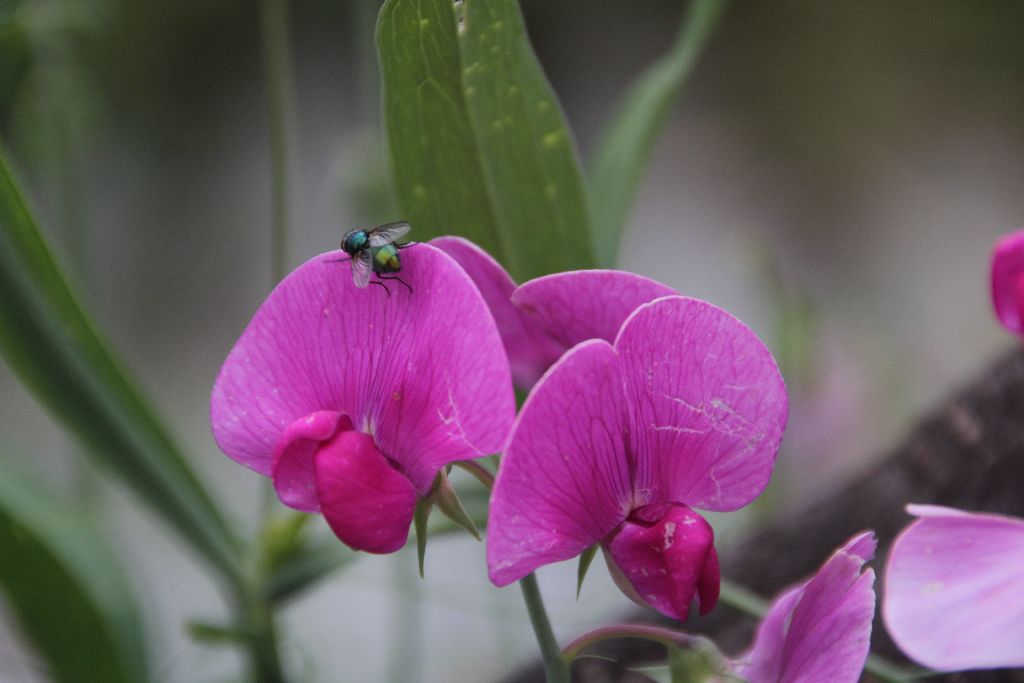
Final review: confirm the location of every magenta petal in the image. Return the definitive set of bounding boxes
[271,411,351,512]
[991,229,1024,334]
[313,429,417,554]
[487,340,632,586]
[603,504,719,621]
[210,244,514,492]
[883,505,1024,670]
[736,532,877,683]
[616,296,788,512]
[512,270,676,349]
[431,236,563,388]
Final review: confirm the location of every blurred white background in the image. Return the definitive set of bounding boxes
[1,1,1021,680]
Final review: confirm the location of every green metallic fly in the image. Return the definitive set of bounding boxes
[337,221,413,296]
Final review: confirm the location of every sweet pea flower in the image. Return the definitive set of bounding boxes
[883,504,1024,670]
[991,229,1024,334]
[487,290,788,621]
[211,244,514,553]
[734,532,877,683]
[431,236,674,388]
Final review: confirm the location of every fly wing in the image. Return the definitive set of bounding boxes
[350,251,373,288]
[367,221,411,247]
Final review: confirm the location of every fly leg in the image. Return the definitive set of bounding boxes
[376,274,413,294]
[369,279,392,298]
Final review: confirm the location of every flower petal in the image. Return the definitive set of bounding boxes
[487,340,632,586]
[271,411,351,512]
[991,229,1024,334]
[615,296,788,511]
[883,505,1024,670]
[737,531,876,683]
[210,244,515,492]
[603,504,719,621]
[314,429,417,554]
[512,270,676,349]
[431,236,564,388]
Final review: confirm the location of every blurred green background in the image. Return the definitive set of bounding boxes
[1,1,1022,680]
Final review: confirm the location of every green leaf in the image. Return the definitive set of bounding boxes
[458,0,594,279]
[576,543,598,599]
[0,13,31,126]
[0,149,243,586]
[588,0,728,267]
[0,458,148,683]
[377,0,499,257]
[378,0,595,281]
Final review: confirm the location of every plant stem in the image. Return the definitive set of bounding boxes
[562,623,701,661]
[518,573,570,683]
[259,0,296,520]
[387,549,423,683]
[261,0,295,284]
[253,0,297,655]
[241,589,286,683]
[717,577,770,617]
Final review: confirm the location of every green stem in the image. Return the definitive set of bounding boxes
[252,0,300,638]
[241,589,286,683]
[258,0,296,520]
[864,653,928,683]
[387,549,422,682]
[562,623,701,661]
[261,0,296,284]
[518,573,570,683]
[717,578,770,616]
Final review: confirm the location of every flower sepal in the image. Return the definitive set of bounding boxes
[667,642,742,683]
[412,468,485,577]
[430,468,482,542]
[413,496,432,578]
[561,623,737,683]
[575,544,599,599]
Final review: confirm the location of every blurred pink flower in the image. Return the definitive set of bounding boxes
[734,532,877,683]
[432,237,673,388]
[883,504,1024,670]
[211,244,515,553]
[487,285,788,621]
[991,229,1024,334]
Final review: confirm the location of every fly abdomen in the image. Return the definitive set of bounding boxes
[372,244,401,273]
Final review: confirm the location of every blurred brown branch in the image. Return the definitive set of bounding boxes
[503,346,1024,683]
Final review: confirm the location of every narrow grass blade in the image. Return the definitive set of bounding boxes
[588,0,728,266]
[0,459,148,683]
[0,150,242,585]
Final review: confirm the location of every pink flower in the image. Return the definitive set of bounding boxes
[734,532,877,683]
[883,504,1024,670]
[991,229,1024,334]
[486,282,788,621]
[432,237,673,388]
[211,244,515,553]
